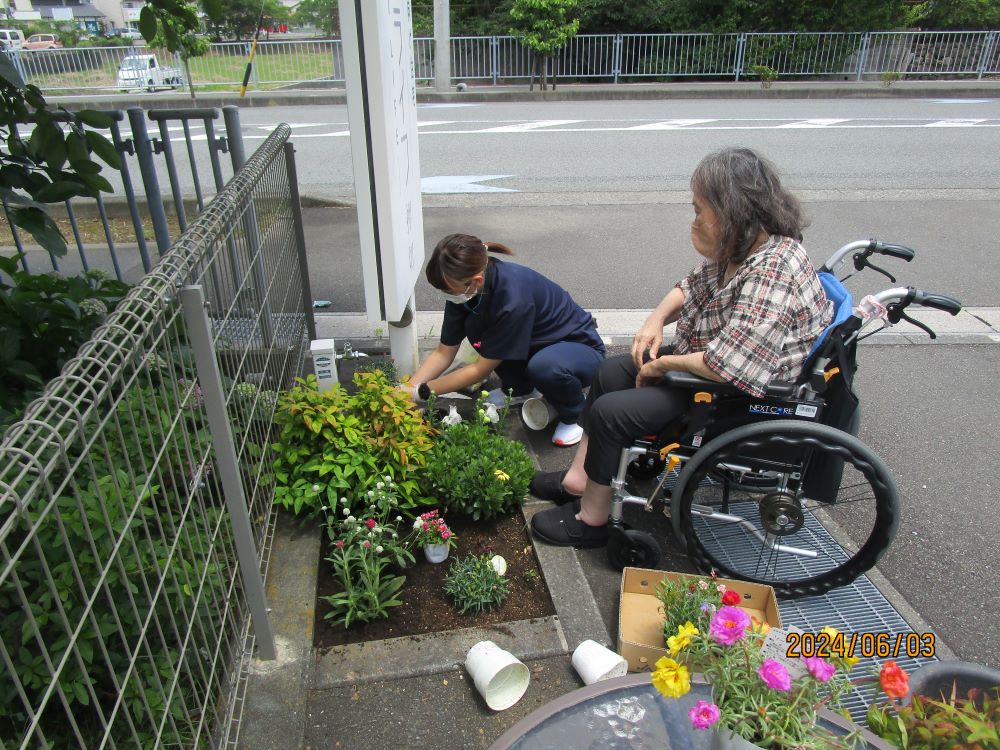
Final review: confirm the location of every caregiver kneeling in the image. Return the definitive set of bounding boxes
[404,233,605,447]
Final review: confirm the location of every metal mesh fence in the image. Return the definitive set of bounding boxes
[0,123,309,749]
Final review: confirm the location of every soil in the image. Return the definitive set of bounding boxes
[313,512,555,649]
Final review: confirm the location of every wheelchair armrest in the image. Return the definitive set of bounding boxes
[661,371,799,399]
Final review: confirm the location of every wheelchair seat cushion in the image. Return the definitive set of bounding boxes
[808,272,854,359]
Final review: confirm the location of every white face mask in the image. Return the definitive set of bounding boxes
[441,282,476,305]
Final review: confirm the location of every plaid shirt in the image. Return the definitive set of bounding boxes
[673,235,833,396]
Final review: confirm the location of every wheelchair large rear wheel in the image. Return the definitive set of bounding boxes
[671,420,899,598]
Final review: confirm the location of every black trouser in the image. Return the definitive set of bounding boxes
[580,350,688,485]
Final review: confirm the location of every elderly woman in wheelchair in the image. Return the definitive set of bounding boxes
[528,146,962,598]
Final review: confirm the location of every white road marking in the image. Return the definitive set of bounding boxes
[776,118,850,128]
[420,175,516,193]
[628,119,716,130]
[477,119,583,132]
[925,119,987,127]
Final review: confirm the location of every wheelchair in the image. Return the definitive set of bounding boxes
[604,240,963,598]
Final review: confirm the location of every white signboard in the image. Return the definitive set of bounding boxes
[52,7,74,20]
[338,0,425,323]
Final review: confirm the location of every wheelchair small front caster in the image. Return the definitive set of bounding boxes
[607,525,661,570]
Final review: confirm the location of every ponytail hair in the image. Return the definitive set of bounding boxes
[425,233,515,290]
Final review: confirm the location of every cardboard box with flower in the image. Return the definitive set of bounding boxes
[651,574,863,748]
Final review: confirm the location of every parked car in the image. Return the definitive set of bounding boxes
[116,53,183,92]
[0,29,25,50]
[24,33,63,51]
[109,27,144,41]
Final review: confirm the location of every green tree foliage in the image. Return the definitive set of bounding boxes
[205,0,289,41]
[649,0,911,33]
[147,2,210,99]
[294,0,340,36]
[914,0,1000,29]
[0,57,122,256]
[509,0,581,89]
[575,0,673,33]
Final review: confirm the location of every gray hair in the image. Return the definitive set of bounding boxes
[690,147,806,266]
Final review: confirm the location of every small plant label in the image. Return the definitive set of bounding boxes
[761,626,809,680]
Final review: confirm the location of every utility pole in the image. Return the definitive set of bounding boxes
[434,0,450,91]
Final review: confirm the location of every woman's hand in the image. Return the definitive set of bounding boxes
[636,356,668,388]
[631,319,664,369]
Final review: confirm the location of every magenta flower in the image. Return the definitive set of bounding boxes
[335,540,344,548]
[758,659,792,692]
[803,656,836,682]
[688,700,721,729]
[709,606,752,645]
[441,530,451,539]
[365,518,376,529]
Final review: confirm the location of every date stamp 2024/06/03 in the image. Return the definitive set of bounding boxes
[786,630,937,660]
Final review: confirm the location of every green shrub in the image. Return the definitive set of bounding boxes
[443,554,509,614]
[749,64,778,88]
[421,392,533,520]
[0,257,130,432]
[868,684,1000,749]
[271,371,437,517]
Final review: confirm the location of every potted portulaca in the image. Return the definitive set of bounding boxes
[412,509,457,563]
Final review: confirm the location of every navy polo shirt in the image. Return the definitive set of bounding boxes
[440,259,601,361]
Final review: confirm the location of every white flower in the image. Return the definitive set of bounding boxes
[373,526,381,534]
[396,515,403,522]
[392,533,398,539]
[483,403,500,424]
[340,497,348,505]
[346,515,355,523]
[441,405,463,426]
[342,507,350,516]
[377,481,384,489]
[312,484,322,492]
[383,475,391,483]
[368,490,375,498]
[412,518,423,530]
[375,546,384,553]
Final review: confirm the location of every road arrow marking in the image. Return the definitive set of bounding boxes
[420,175,517,194]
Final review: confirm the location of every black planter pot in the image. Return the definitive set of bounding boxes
[907,660,1000,704]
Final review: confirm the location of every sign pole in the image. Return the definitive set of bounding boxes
[338,0,424,377]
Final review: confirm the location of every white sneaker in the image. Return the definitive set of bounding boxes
[486,387,541,407]
[552,421,583,446]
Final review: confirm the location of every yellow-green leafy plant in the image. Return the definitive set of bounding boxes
[881,71,902,88]
[443,554,509,614]
[272,371,437,516]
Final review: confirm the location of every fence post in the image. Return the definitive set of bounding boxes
[856,32,871,81]
[180,284,277,661]
[283,142,318,341]
[734,33,747,81]
[491,36,499,85]
[224,105,275,348]
[612,34,622,84]
[978,31,998,79]
[127,107,173,255]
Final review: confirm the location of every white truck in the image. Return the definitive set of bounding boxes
[116,53,183,92]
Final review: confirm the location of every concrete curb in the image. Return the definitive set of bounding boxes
[48,79,1000,111]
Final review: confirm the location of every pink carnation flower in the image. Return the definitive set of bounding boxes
[441,530,451,539]
[709,606,751,645]
[803,656,837,682]
[362,540,372,549]
[758,659,792,692]
[365,518,376,529]
[687,700,720,729]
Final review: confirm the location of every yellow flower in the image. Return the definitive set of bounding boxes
[822,626,859,668]
[667,621,699,656]
[494,469,510,481]
[651,657,691,699]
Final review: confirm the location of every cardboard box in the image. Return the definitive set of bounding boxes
[617,567,782,672]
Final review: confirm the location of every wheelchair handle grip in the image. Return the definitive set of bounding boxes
[876,242,915,261]
[910,289,963,315]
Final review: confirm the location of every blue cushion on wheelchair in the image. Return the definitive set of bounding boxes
[808,272,854,357]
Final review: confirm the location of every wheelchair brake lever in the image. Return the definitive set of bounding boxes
[853,253,897,283]
[887,303,937,339]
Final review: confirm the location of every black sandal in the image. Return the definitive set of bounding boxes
[530,503,608,548]
[529,470,581,505]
